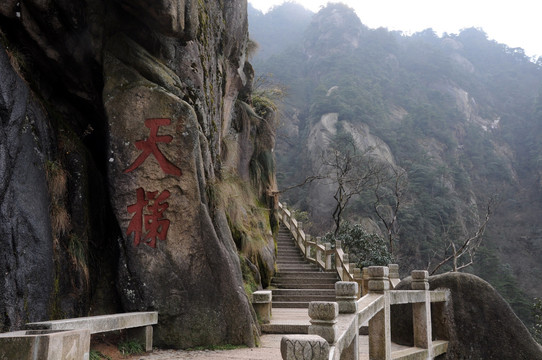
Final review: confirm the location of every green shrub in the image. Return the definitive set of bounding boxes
[118,340,144,355]
[322,221,393,269]
[89,350,111,360]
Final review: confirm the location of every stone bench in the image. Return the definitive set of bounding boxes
[0,328,90,360]
[26,311,158,352]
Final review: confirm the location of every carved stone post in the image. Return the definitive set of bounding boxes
[335,281,358,313]
[368,266,391,360]
[305,234,311,259]
[316,237,322,265]
[411,270,432,357]
[280,335,330,360]
[353,268,363,298]
[297,222,303,248]
[252,290,272,324]
[388,264,400,289]
[335,282,360,360]
[282,202,288,224]
[335,241,342,279]
[308,302,338,344]
[325,243,332,270]
[361,267,369,296]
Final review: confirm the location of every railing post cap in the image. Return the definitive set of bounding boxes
[411,270,429,280]
[335,281,358,297]
[367,266,389,278]
[325,242,332,250]
[252,290,272,303]
[297,221,303,229]
[308,302,338,321]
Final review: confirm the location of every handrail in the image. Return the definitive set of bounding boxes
[280,268,450,360]
[278,202,360,286]
[278,202,402,294]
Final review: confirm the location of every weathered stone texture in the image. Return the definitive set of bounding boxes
[0,0,271,349]
[0,45,54,331]
[391,272,542,360]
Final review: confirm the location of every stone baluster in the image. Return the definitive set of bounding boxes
[282,202,288,224]
[335,241,342,279]
[335,281,358,313]
[368,266,391,360]
[308,302,338,344]
[305,234,311,259]
[316,237,322,266]
[361,267,369,296]
[411,270,433,358]
[252,290,272,324]
[325,243,332,270]
[388,264,400,288]
[353,268,363,298]
[297,222,303,247]
[335,281,360,360]
[280,335,330,360]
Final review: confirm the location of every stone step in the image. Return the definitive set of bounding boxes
[272,302,311,308]
[276,268,322,273]
[261,323,308,334]
[272,289,335,296]
[271,279,338,287]
[277,258,306,263]
[270,283,336,289]
[274,272,338,279]
[276,259,309,264]
[277,247,302,256]
[272,294,336,302]
[276,264,312,268]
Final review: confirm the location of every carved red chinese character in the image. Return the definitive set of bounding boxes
[124,118,182,176]
[126,187,171,248]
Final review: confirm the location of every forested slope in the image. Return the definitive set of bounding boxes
[249,3,542,325]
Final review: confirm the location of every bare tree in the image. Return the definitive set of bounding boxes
[317,133,386,234]
[428,196,497,275]
[373,164,408,254]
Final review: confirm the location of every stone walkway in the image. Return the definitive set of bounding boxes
[136,308,404,359]
[139,335,373,360]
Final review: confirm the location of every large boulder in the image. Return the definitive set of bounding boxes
[0,45,55,331]
[103,12,258,347]
[391,272,542,360]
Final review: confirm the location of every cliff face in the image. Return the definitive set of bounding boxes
[0,0,275,348]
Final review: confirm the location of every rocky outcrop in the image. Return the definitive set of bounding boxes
[0,0,275,349]
[0,45,55,331]
[391,273,542,360]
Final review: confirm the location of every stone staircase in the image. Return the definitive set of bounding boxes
[271,225,338,308]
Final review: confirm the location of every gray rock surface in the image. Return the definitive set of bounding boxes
[391,272,542,360]
[0,45,55,331]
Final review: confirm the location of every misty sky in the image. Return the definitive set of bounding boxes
[248,0,541,59]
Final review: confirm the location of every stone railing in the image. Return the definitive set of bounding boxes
[278,202,400,295]
[280,267,449,360]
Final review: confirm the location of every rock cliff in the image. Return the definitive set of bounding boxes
[0,0,275,348]
[392,273,542,359]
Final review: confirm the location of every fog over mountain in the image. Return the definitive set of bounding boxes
[249,2,542,326]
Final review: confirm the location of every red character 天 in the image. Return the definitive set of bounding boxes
[124,118,182,176]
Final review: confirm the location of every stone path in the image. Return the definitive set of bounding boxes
[137,335,376,360]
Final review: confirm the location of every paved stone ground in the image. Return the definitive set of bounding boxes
[135,309,408,359]
[137,335,373,360]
